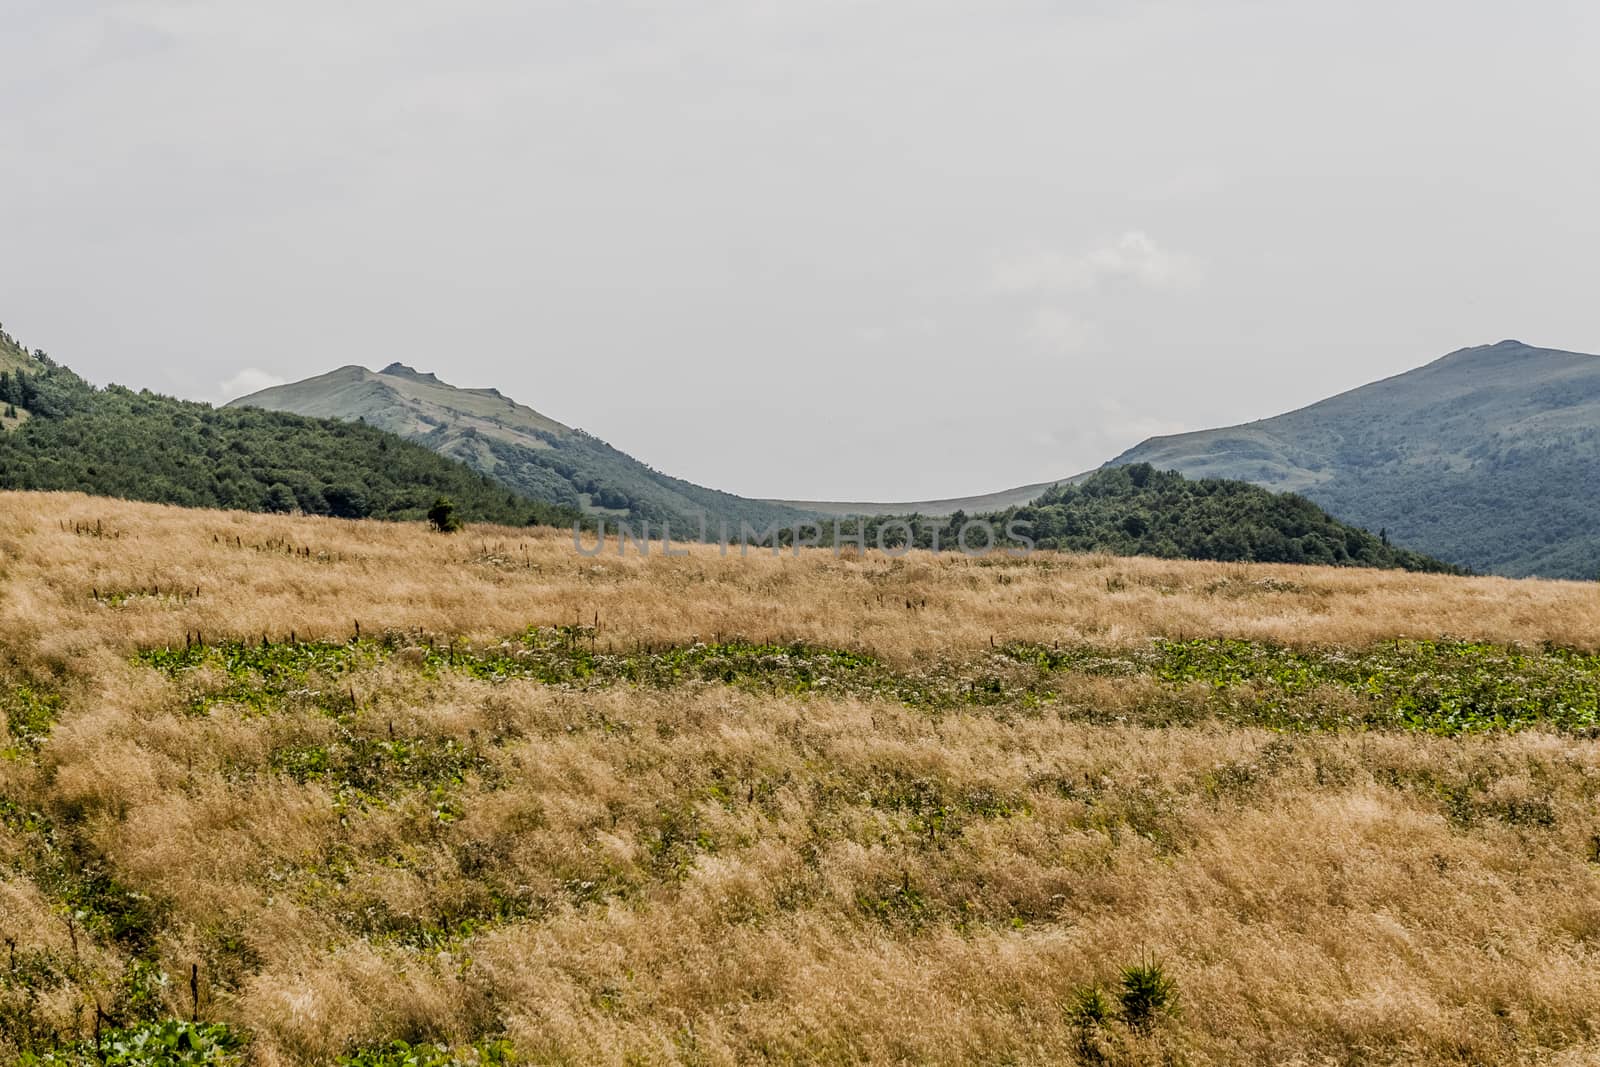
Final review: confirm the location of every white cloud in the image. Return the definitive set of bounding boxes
[994,231,1199,294]
[218,368,285,402]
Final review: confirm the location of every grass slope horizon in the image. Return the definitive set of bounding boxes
[1107,340,1600,579]
[229,363,814,534]
[0,323,577,528]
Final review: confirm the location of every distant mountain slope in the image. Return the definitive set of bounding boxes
[231,365,811,534]
[1107,340,1600,578]
[0,324,40,374]
[0,325,44,432]
[0,328,575,527]
[767,476,1083,518]
[842,464,1458,573]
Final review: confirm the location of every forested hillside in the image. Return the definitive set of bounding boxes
[0,328,576,527]
[231,364,812,533]
[1109,341,1600,578]
[844,464,1458,572]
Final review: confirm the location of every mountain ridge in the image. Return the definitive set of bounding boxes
[1106,340,1600,577]
[764,477,1085,518]
[230,364,814,533]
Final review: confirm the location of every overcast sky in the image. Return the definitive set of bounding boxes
[4,1,1598,500]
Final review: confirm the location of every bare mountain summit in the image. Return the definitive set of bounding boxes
[229,364,810,533]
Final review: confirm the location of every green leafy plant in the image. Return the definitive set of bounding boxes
[21,1020,242,1066]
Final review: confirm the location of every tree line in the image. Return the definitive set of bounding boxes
[834,464,1461,572]
[0,358,581,528]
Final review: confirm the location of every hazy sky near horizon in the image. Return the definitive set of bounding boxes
[4,1,1598,499]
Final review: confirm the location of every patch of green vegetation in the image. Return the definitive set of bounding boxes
[429,627,886,693]
[0,794,183,1058]
[286,838,546,952]
[645,805,717,878]
[419,628,1041,711]
[3,685,62,756]
[1010,638,1600,734]
[141,630,1600,736]
[0,796,166,955]
[138,639,377,715]
[19,1020,243,1066]
[856,872,932,929]
[321,881,535,951]
[1064,957,1180,1053]
[268,728,490,810]
[860,770,1027,846]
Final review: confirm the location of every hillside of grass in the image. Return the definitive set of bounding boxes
[0,337,578,528]
[1109,340,1600,577]
[231,364,813,533]
[0,325,42,433]
[4,494,1600,1065]
[842,463,1459,573]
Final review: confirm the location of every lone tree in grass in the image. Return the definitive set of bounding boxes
[1119,955,1179,1033]
[428,497,461,533]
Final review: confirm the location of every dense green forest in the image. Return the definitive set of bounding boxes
[833,464,1460,573]
[0,331,578,527]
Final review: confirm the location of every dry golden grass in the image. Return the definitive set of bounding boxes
[4,491,1600,1065]
[4,491,1600,662]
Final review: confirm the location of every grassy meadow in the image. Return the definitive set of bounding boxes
[4,492,1600,1064]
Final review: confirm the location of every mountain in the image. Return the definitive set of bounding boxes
[230,364,811,533]
[0,325,575,527]
[0,327,35,373]
[766,477,1081,518]
[839,463,1458,573]
[1106,340,1600,578]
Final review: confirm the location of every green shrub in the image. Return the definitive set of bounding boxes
[428,497,461,533]
[1068,983,1112,1028]
[1118,955,1179,1033]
